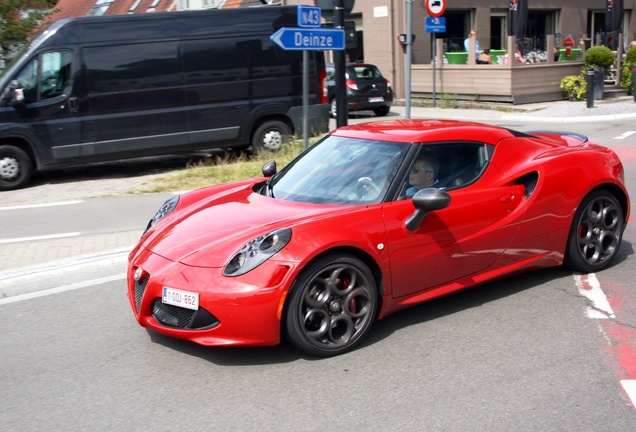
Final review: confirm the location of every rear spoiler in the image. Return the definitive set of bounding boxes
[526,130,588,144]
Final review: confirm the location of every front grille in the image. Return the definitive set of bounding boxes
[134,274,149,313]
[152,299,220,330]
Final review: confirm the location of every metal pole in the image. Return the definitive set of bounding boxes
[432,34,436,107]
[405,0,413,118]
[334,0,347,127]
[302,50,309,150]
[586,68,594,109]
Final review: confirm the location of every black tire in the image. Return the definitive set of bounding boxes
[251,120,292,153]
[373,105,390,116]
[329,98,337,118]
[284,253,378,357]
[0,145,33,191]
[564,190,624,273]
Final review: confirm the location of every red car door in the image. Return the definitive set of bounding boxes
[382,182,526,299]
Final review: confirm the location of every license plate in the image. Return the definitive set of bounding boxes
[368,97,384,103]
[162,287,199,310]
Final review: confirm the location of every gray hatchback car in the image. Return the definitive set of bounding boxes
[325,63,393,118]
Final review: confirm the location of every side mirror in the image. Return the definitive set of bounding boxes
[9,80,26,108]
[405,188,451,231]
[262,160,277,177]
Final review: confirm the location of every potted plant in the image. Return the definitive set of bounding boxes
[560,75,587,101]
[584,46,616,100]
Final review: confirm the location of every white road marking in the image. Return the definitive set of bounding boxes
[0,273,127,306]
[0,232,81,245]
[614,131,636,140]
[621,380,636,409]
[573,273,615,319]
[0,200,83,211]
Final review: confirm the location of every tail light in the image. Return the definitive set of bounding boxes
[346,79,358,90]
[386,79,392,90]
[320,67,327,104]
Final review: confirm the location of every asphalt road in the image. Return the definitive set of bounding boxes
[1,105,636,430]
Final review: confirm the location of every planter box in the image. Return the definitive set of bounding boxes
[411,61,585,104]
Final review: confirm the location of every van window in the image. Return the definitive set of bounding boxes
[84,42,180,93]
[13,50,72,103]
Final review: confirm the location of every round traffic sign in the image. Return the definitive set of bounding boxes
[425,0,446,17]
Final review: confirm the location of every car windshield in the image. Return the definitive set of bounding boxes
[270,135,410,205]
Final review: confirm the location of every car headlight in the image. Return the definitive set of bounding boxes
[144,196,179,233]
[223,228,292,276]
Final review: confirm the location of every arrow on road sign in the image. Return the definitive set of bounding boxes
[270,27,345,51]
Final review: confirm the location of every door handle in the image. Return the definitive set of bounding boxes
[68,97,79,113]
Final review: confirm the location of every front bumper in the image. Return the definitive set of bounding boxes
[127,245,297,347]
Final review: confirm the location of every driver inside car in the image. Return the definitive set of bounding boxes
[406,154,439,197]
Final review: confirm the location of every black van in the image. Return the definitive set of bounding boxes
[0,6,329,191]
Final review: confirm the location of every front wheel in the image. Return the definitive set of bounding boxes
[0,145,33,191]
[284,253,378,357]
[251,120,292,153]
[564,190,624,273]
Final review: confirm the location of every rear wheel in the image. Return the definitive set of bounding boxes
[251,120,292,153]
[373,105,390,116]
[0,145,33,191]
[284,253,378,357]
[564,190,624,273]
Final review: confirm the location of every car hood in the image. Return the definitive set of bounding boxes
[142,181,347,267]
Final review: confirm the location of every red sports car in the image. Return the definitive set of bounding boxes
[127,120,629,357]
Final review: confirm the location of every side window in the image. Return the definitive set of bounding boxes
[84,42,180,93]
[14,57,39,104]
[401,142,492,197]
[12,50,72,103]
[40,51,72,100]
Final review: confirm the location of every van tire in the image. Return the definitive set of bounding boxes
[0,145,33,191]
[251,120,292,153]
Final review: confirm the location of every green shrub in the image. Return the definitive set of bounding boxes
[584,46,615,68]
[620,46,636,94]
[560,75,587,100]
[626,45,636,64]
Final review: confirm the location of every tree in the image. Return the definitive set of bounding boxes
[1,0,57,50]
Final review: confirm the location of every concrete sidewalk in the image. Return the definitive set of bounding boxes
[391,95,636,123]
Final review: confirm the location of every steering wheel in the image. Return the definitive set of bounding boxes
[355,177,381,199]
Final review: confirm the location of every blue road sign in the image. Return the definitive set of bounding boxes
[425,16,446,33]
[297,5,321,28]
[270,27,345,51]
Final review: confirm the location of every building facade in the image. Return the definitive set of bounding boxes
[13,0,636,102]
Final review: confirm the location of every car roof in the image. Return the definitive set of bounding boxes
[330,120,516,144]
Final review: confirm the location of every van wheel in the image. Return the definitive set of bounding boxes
[252,120,292,153]
[0,145,33,191]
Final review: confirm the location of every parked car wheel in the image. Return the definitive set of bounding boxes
[284,253,378,357]
[251,120,292,153]
[564,190,624,273]
[373,106,390,116]
[0,145,33,191]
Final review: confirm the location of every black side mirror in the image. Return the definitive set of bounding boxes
[9,80,26,108]
[262,160,277,177]
[405,188,451,231]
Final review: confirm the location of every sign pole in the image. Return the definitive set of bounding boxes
[405,0,413,119]
[432,33,436,107]
[303,50,309,150]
